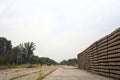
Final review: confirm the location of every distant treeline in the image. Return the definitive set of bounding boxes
[0,37,57,65]
[60,58,77,66]
[30,56,58,65]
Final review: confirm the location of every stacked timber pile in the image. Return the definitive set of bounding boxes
[78,27,120,79]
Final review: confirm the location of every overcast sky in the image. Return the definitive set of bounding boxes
[0,0,120,62]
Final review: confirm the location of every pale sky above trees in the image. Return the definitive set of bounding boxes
[0,0,120,62]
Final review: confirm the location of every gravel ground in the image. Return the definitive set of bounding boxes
[43,66,114,80]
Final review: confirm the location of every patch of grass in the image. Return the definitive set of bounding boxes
[27,77,34,80]
[27,64,34,68]
[0,64,46,70]
[0,63,15,70]
[15,64,32,68]
[36,68,58,80]
[6,63,12,68]
[0,65,8,70]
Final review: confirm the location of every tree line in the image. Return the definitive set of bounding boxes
[60,58,77,66]
[0,37,57,65]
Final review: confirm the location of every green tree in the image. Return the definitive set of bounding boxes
[24,42,36,58]
[13,42,36,64]
[67,58,77,65]
[29,56,39,64]
[0,37,12,65]
[12,44,28,64]
[60,60,67,65]
[0,37,12,53]
[39,57,58,65]
[60,58,77,65]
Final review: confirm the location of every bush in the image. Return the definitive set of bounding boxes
[27,64,34,68]
[6,63,12,68]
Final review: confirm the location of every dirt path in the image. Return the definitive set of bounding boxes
[43,66,114,80]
